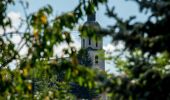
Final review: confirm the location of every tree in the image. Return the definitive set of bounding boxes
[70,82,98,100]
[102,0,170,99]
[1,0,170,99]
[0,0,107,99]
[70,49,97,99]
[77,48,92,67]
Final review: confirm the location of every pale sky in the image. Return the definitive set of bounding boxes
[5,0,149,74]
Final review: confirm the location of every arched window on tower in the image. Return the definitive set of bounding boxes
[96,37,98,47]
[83,39,85,48]
[89,37,91,45]
[95,55,98,64]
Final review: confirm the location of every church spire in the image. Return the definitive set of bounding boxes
[87,13,96,21]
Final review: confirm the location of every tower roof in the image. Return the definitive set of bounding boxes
[83,13,101,30]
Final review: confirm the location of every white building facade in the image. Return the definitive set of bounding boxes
[81,13,107,100]
[81,13,105,71]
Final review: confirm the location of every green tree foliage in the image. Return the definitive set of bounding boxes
[0,0,107,99]
[70,49,97,99]
[103,0,170,99]
[77,48,92,67]
[70,82,98,99]
[1,0,170,100]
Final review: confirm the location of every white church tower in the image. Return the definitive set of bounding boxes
[81,13,105,70]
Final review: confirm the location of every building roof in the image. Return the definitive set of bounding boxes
[83,21,101,30]
[84,13,101,29]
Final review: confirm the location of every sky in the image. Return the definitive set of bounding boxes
[4,0,150,74]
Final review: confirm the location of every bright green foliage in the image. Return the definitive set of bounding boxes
[1,0,170,99]
[0,0,108,99]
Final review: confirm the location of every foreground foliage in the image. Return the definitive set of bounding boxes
[0,0,170,99]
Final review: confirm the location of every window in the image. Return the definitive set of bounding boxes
[89,37,91,45]
[96,37,98,47]
[83,39,85,48]
[95,55,98,64]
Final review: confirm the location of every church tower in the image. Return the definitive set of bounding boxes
[81,13,105,70]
